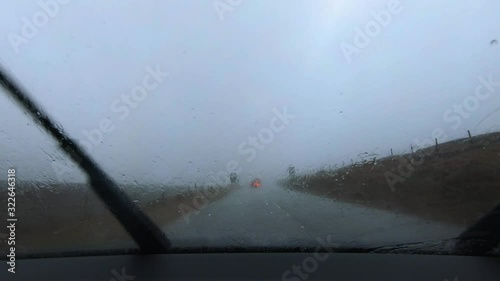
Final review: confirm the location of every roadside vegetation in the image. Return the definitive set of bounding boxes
[0,182,238,255]
[280,132,500,227]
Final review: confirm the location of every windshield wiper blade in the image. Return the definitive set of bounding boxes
[0,65,171,254]
[455,203,500,255]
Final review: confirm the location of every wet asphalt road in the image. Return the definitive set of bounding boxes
[165,182,463,249]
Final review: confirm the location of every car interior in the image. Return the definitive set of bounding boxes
[1,1,500,280]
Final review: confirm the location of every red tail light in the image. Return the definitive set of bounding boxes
[251,179,262,187]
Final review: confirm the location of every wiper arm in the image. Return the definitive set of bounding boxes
[0,65,171,254]
[359,238,459,254]
[455,203,500,255]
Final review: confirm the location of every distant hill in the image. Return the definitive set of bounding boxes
[281,132,500,228]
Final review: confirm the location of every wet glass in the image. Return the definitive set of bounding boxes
[1,0,499,256]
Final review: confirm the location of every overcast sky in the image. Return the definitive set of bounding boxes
[1,0,499,186]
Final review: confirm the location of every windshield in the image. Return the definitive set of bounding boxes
[1,0,499,258]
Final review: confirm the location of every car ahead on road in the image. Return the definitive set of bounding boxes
[251,178,262,188]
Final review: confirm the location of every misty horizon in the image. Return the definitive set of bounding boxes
[1,0,500,186]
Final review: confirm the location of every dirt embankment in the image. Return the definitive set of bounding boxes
[0,183,238,255]
[282,132,500,228]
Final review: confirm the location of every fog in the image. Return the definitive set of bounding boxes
[1,0,499,186]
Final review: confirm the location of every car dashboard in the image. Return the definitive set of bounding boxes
[2,252,500,281]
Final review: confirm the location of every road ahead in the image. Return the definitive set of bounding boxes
[164,181,463,249]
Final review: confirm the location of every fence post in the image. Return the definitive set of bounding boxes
[435,138,438,152]
[467,130,473,144]
[390,148,393,156]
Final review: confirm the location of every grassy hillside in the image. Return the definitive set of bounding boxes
[0,182,238,255]
[281,132,500,228]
